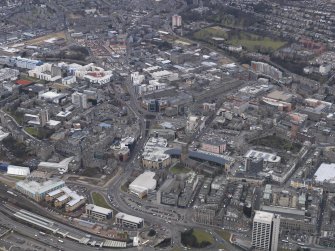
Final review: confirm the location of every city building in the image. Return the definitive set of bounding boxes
[6,165,30,177]
[172,14,182,28]
[142,137,172,169]
[129,171,157,198]
[251,61,283,81]
[85,204,113,221]
[314,163,335,184]
[115,212,144,229]
[252,211,280,251]
[39,109,49,127]
[16,179,65,202]
[200,138,226,154]
[38,157,74,174]
[28,63,62,82]
[72,92,88,109]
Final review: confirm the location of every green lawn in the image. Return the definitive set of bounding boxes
[216,230,231,242]
[192,229,214,244]
[92,192,111,209]
[193,26,287,52]
[170,164,191,174]
[250,135,302,154]
[25,127,39,137]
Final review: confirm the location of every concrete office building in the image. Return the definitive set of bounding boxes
[115,212,144,229]
[86,204,113,221]
[172,15,182,28]
[72,91,88,109]
[252,211,280,251]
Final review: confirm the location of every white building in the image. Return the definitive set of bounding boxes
[12,57,43,70]
[28,63,62,82]
[39,91,65,104]
[131,72,145,85]
[142,137,172,169]
[86,204,113,221]
[129,171,157,198]
[38,157,74,174]
[16,179,65,202]
[115,212,144,228]
[319,64,331,75]
[72,92,88,109]
[252,211,280,251]
[7,165,30,177]
[62,75,76,85]
[172,15,182,28]
[314,163,335,183]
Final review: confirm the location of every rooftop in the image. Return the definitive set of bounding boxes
[314,163,335,183]
[115,212,143,224]
[86,204,112,215]
[254,210,274,223]
[16,179,65,195]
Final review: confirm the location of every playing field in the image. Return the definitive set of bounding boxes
[193,27,287,52]
[25,31,66,45]
[192,229,214,243]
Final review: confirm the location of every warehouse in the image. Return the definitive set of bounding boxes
[7,165,30,177]
[115,212,144,229]
[16,179,65,202]
[86,204,113,221]
[129,171,157,198]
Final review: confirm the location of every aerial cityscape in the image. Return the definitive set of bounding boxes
[0,0,334,250]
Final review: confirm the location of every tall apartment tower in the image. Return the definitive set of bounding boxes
[72,92,88,109]
[39,109,49,127]
[252,211,280,251]
[172,15,182,28]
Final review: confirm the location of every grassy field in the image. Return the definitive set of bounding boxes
[92,192,111,209]
[193,26,287,52]
[25,31,66,45]
[192,229,214,244]
[216,230,231,242]
[170,164,191,174]
[250,135,302,154]
[24,127,39,137]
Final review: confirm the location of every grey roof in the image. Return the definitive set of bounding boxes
[189,150,228,165]
[164,148,228,165]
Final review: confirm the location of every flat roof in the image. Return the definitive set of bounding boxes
[86,204,112,215]
[314,163,335,183]
[129,171,156,193]
[245,149,281,163]
[16,179,65,195]
[115,212,143,224]
[7,165,30,176]
[254,210,274,224]
[261,205,305,216]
